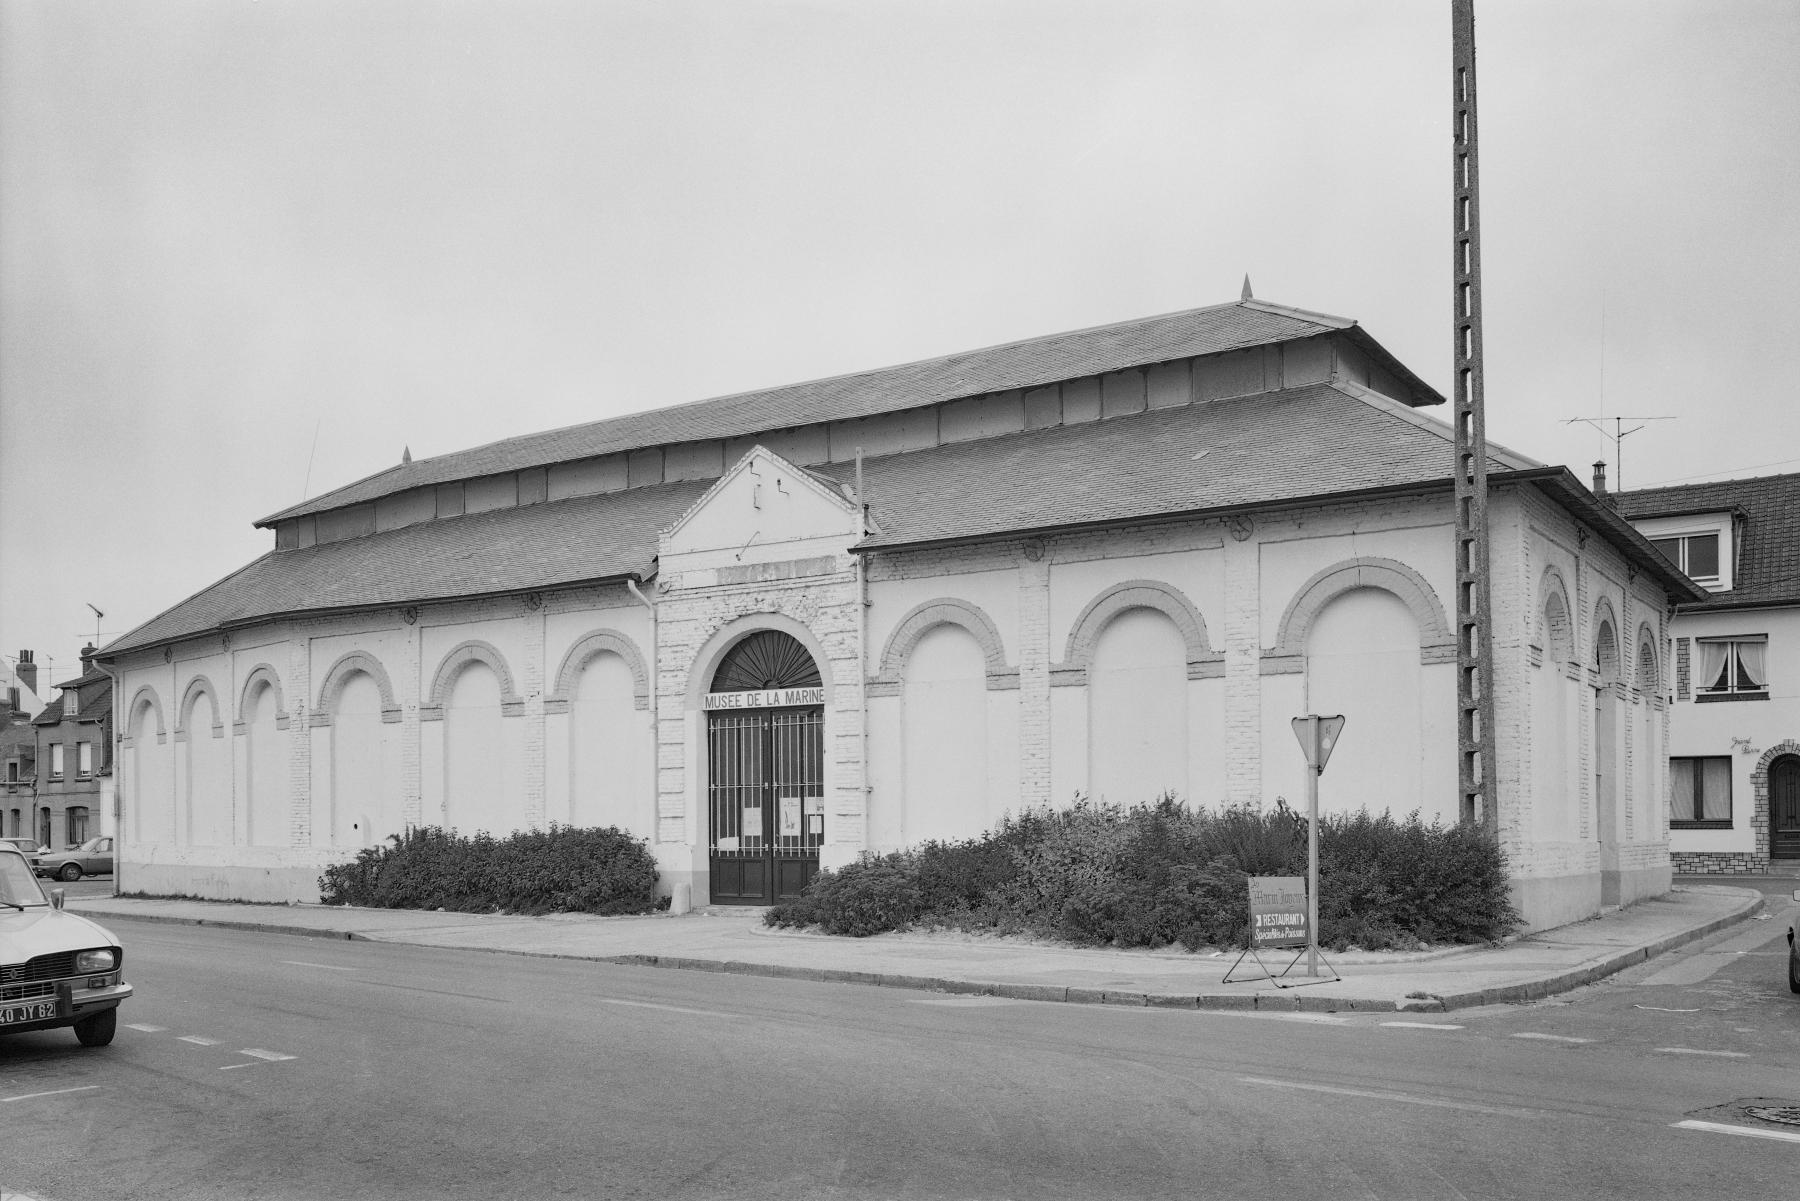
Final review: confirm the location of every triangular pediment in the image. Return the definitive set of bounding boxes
[663,446,859,561]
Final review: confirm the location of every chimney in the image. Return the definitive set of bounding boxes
[80,644,96,673]
[5,686,17,714]
[1592,461,1608,496]
[15,650,35,696]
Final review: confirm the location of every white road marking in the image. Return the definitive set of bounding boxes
[596,998,736,1018]
[237,1048,296,1062]
[178,1036,221,1046]
[1237,1076,1541,1118]
[1511,1033,1591,1043]
[1635,1005,1700,1013]
[1380,1021,1464,1030]
[3,1085,100,1104]
[1655,1047,1750,1058]
[124,1023,166,1033]
[1673,1119,1800,1145]
[281,961,356,972]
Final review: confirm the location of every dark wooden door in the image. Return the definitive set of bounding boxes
[707,707,824,904]
[1772,756,1800,860]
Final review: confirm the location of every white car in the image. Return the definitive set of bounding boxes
[0,844,132,1046]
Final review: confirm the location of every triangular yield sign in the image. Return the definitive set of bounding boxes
[1290,714,1347,772]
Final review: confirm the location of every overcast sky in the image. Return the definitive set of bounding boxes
[2,0,1796,699]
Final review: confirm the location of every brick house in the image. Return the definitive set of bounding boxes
[28,646,114,851]
[1615,471,1800,875]
[98,295,1700,929]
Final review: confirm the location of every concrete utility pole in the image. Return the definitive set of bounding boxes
[1451,0,1497,831]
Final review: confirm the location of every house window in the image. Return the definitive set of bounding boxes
[49,743,64,779]
[1670,756,1732,828]
[1694,636,1768,701]
[77,741,92,777]
[67,806,88,844]
[37,807,51,848]
[1650,533,1721,585]
[65,689,78,719]
[5,760,15,782]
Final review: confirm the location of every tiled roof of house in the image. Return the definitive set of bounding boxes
[835,381,1529,549]
[257,299,1440,526]
[1614,471,1800,610]
[102,381,1597,659]
[105,479,712,657]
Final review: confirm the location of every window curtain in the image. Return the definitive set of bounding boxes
[1670,761,1697,820]
[1701,758,1732,820]
[1734,641,1767,690]
[1697,641,1731,691]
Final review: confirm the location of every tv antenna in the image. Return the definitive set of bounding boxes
[1562,416,1678,492]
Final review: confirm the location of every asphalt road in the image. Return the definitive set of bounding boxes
[2,894,1796,1200]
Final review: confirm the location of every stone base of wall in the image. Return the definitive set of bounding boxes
[1672,851,1800,875]
[1510,871,1601,934]
[120,860,336,904]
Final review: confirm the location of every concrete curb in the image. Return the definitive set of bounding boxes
[78,889,1768,1015]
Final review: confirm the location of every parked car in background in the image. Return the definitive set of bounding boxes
[0,837,40,856]
[34,836,113,881]
[1789,890,1799,995]
[0,844,131,1046]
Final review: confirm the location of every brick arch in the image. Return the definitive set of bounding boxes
[422,640,523,720]
[235,663,289,729]
[314,650,402,726]
[1055,580,1221,687]
[682,611,834,713]
[547,629,651,712]
[121,686,167,747]
[1634,622,1661,694]
[1593,597,1621,684]
[175,675,225,740]
[1262,556,1456,674]
[869,598,1017,697]
[1536,565,1575,664]
[1751,741,1800,864]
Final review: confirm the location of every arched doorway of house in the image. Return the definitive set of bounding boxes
[705,630,825,905]
[1772,755,1800,860]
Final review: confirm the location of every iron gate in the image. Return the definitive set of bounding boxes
[708,706,824,904]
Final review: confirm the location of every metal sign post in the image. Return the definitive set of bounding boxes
[1290,715,1344,977]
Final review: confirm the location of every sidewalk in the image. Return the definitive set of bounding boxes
[68,884,1773,1014]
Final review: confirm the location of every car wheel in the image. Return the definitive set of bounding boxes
[73,1007,116,1048]
[57,862,82,882]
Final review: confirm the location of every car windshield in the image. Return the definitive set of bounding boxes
[78,837,106,852]
[0,852,48,908]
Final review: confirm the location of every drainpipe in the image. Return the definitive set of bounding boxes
[855,448,871,858]
[91,655,121,898]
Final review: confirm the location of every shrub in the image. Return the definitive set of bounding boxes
[318,824,663,916]
[763,795,1519,951]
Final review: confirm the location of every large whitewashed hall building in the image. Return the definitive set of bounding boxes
[98,295,1702,930]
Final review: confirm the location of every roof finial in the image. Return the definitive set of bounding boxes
[1240,274,1254,301]
[402,445,412,465]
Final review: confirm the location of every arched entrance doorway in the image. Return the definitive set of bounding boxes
[706,631,825,904]
[1772,755,1800,860]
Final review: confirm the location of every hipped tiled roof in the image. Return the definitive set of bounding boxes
[105,382,1566,658]
[105,480,711,657]
[258,299,1437,525]
[1614,472,1800,609]
[834,382,1529,550]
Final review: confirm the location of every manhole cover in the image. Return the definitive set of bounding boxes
[1744,1105,1800,1127]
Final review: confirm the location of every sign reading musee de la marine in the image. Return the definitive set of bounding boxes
[1247,876,1309,949]
[704,687,826,711]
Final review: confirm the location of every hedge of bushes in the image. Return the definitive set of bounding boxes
[766,796,1519,950]
[319,824,664,916]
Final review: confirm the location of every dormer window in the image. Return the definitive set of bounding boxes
[1650,533,1719,585]
[64,689,78,719]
